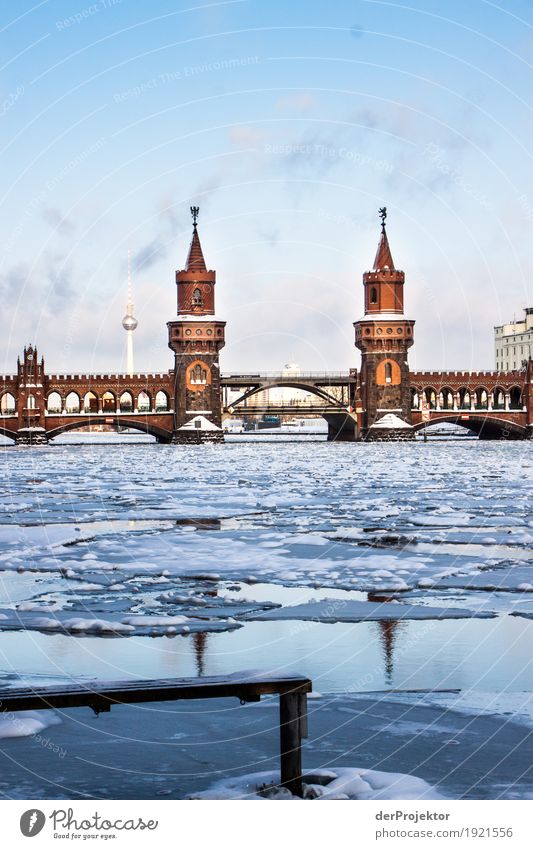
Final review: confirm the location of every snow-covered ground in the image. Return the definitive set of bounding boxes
[0,438,531,798]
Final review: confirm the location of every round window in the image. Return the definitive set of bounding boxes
[376,328,382,335]
[185,329,192,336]
[397,328,403,334]
[196,329,202,336]
[206,329,213,336]
[386,327,393,334]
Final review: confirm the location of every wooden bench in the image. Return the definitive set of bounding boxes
[0,671,312,797]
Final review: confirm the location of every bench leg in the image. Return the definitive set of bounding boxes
[279,692,304,797]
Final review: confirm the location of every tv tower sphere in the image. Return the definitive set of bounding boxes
[122,313,138,331]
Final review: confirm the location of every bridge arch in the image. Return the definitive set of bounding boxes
[413,414,526,439]
[45,417,173,443]
[227,381,345,410]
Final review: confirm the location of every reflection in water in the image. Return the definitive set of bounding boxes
[367,592,404,684]
[193,631,208,676]
[378,619,401,684]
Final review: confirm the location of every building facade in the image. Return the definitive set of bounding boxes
[494,308,533,372]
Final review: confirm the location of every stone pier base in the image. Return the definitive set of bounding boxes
[15,429,48,446]
[324,414,358,442]
[171,430,224,444]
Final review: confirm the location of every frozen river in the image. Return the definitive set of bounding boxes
[0,435,532,799]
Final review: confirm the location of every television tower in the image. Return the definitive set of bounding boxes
[122,250,138,377]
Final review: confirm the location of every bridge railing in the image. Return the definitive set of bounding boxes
[221,371,356,381]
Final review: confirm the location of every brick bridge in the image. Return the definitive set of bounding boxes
[1,209,531,443]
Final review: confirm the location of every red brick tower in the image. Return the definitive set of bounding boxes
[354,209,415,438]
[16,345,47,444]
[167,207,226,442]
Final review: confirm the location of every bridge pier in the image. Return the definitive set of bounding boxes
[15,428,48,446]
[171,430,224,444]
[323,414,358,442]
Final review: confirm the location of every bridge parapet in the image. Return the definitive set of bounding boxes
[46,372,172,382]
[411,370,524,382]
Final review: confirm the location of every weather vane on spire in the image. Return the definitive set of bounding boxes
[378,206,387,232]
[191,206,199,227]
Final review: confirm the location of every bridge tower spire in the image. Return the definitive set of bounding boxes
[354,209,415,439]
[167,207,226,441]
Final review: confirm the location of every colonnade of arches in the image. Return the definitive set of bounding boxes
[0,389,171,416]
[410,386,523,412]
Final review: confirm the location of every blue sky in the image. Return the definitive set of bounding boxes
[1,0,532,373]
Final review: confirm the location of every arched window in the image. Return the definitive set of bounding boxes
[47,392,62,413]
[410,388,419,409]
[119,391,133,413]
[189,364,207,384]
[370,286,378,304]
[65,392,80,413]
[137,391,150,412]
[384,362,392,383]
[84,391,98,414]
[102,391,116,413]
[192,287,202,306]
[0,393,16,415]
[155,391,169,411]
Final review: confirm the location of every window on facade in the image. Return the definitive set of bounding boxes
[370,287,377,304]
[1,393,16,415]
[189,364,207,384]
[47,392,62,413]
[155,391,169,411]
[192,287,202,306]
[384,362,392,383]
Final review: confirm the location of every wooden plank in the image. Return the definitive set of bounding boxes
[0,674,312,713]
[279,692,303,798]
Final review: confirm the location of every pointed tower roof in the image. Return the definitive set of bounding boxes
[373,229,395,270]
[373,208,395,270]
[185,206,207,272]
